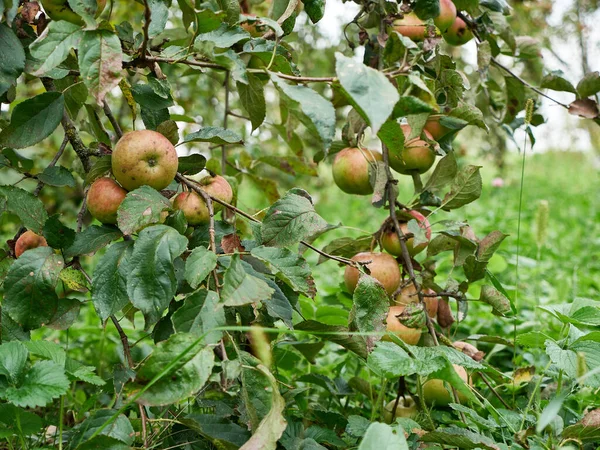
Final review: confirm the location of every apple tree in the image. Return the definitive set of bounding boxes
[1,0,599,449]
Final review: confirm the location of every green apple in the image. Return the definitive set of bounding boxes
[332,147,382,195]
[434,0,457,32]
[383,396,418,423]
[443,17,473,46]
[422,364,470,406]
[388,124,436,175]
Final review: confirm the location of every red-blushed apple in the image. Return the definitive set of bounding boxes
[424,114,452,140]
[344,252,401,296]
[394,285,439,318]
[383,396,418,423]
[434,0,457,32]
[381,209,432,256]
[332,147,382,195]
[392,13,427,41]
[443,17,473,46]
[173,175,233,225]
[423,364,470,406]
[382,305,422,344]
[86,177,127,225]
[112,130,178,192]
[388,124,436,175]
[15,230,48,258]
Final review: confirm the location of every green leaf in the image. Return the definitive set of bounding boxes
[358,423,408,450]
[178,153,207,175]
[131,83,173,110]
[421,427,500,450]
[377,120,404,157]
[3,247,62,331]
[180,414,251,448]
[3,360,69,408]
[352,275,389,351]
[195,23,250,48]
[134,333,215,406]
[85,155,112,185]
[184,246,218,289]
[221,254,274,306]
[0,404,43,439]
[251,245,316,298]
[171,290,225,344]
[117,186,172,236]
[156,119,179,145]
[271,74,336,152]
[0,23,25,97]
[182,127,243,145]
[92,241,133,322]
[0,186,48,233]
[479,285,511,316]
[37,165,77,187]
[424,152,458,192]
[29,20,82,76]
[260,189,328,248]
[317,235,372,265]
[441,165,482,210]
[127,225,188,326]
[295,321,368,359]
[216,0,240,25]
[392,96,435,119]
[67,0,97,27]
[238,74,266,131]
[577,71,600,99]
[148,0,169,37]
[65,224,122,257]
[0,341,28,384]
[503,76,525,123]
[414,0,440,20]
[0,92,64,149]
[541,71,577,94]
[515,331,551,348]
[69,409,134,448]
[22,340,66,366]
[335,53,399,134]
[42,214,76,250]
[448,103,487,130]
[47,297,81,330]
[78,29,123,105]
[302,0,325,23]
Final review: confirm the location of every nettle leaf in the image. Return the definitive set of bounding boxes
[3,360,70,408]
[42,214,76,250]
[0,92,64,149]
[358,423,408,450]
[335,53,399,134]
[117,186,171,236]
[184,246,218,289]
[421,427,500,450]
[352,275,389,352]
[260,189,328,248]
[318,235,373,265]
[134,333,215,406]
[251,246,316,298]
[441,165,482,210]
[29,20,83,76]
[37,165,76,187]
[92,241,133,322]
[178,154,207,175]
[0,23,25,97]
[195,23,250,47]
[479,285,511,316]
[0,186,48,233]
[127,225,188,327]
[238,74,266,131]
[221,254,274,306]
[65,225,122,257]
[3,247,62,331]
[296,321,368,359]
[541,70,577,94]
[577,71,600,99]
[78,29,123,105]
[424,152,458,192]
[302,0,326,24]
[171,290,225,344]
[182,127,243,145]
[271,74,336,153]
[69,409,134,448]
[0,341,28,384]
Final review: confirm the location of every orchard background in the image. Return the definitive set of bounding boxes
[0,0,599,449]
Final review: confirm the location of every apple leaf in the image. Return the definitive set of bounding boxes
[0,186,48,234]
[182,126,243,145]
[0,23,25,97]
[65,225,122,257]
[441,165,482,210]
[221,254,274,306]
[357,423,409,450]
[184,246,218,289]
[171,290,225,344]
[117,186,172,236]
[29,20,83,76]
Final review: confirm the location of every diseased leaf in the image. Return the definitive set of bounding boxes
[441,165,482,210]
[351,275,389,352]
[30,20,83,76]
[117,186,171,236]
[479,285,511,316]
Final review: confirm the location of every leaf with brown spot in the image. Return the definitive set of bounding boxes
[568,98,599,119]
[21,2,40,23]
[221,233,245,253]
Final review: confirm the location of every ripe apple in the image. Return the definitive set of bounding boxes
[424,114,452,140]
[332,147,382,195]
[381,209,432,256]
[344,252,400,296]
[173,175,233,225]
[112,130,178,192]
[86,177,127,225]
[388,124,436,175]
[434,0,457,32]
[392,13,427,41]
[394,285,438,318]
[41,0,107,24]
[422,364,470,406]
[382,305,422,345]
[15,230,48,258]
[443,17,473,46]
[383,396,418,423]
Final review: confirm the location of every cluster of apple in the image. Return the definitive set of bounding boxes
[393,0,473,46]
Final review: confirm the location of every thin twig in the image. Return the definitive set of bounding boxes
[221,72,230,175]
[103,102,123,139]
[33,135,69,196]
[140,0,151,59]
[479,371,511,409]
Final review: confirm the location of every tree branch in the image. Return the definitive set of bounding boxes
[140,0,151,60]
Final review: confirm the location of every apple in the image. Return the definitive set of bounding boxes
[344,252,400,296]
[86,177,127,225]
[422,364,470,406]
[112,130,178,192]
[173,175,233,225]
[14,230,48,258]
[332,147,382,195]
[381,209,432,256]
[383,396,418,423]
[434,0,457,32]
[382,305,422,345]
[443,17,473,46]
[388,124,436,175]
[40,0,107,24]
[392,13,428,41]
[394,285,438,318]
[424,114,452,140]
